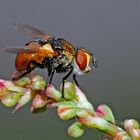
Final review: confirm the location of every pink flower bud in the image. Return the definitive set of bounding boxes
[78,116,119,137]
[1,92,22,107]
[1,80,23,93]
[130,129,140,140]
[113,131,131,140]
[46,84,61,101]
[124,119,139,133]
[31,75,46,90]
[14,77,31,87]
[57,101,76,120]
[13,90,34,113]
[68,122,84,138]
[76,108,92,118]
[0,80,6,90]
[31,93,47,112]
[0,80,9,99]
[61,82,76,100]
[75,85,95,114]
[96,104,115,124]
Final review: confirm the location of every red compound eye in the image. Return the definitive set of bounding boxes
[76,50,87,70]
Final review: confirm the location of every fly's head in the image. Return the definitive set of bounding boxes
[73,48,98,75]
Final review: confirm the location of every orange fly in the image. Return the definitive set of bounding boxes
[4,23,98,96]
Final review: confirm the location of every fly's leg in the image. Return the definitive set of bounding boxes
[28,60,45,69]
[44,69,55,94]
[41,57,54,94]
[62,67,73,98]
[45,70,54,87]
[12,60,44,81]
[48,69,55,84]
[73,74,79,87]
[12,68,35,81]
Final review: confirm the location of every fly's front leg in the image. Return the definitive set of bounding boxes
[62,67,74,98]
[73,74,79,87]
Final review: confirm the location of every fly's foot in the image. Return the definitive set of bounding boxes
[61,86,65,98]
[43,86,47,95]
[12,71,21,81]
[43,83,51,96]
[11,70,29,82]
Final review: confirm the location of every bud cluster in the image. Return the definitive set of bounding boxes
[0,75,139,139]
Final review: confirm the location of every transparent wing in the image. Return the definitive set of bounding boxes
[3,46,40,53]
[3,44,56,55]
[15,22,50,40]
[3,41,56,54]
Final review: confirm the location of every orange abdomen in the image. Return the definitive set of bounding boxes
[15,53,44,72]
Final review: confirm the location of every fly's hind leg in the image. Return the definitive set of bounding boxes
[12,60,44,81]
[12,67,35,81]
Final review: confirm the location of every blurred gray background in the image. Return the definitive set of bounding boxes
[0,0,140,139]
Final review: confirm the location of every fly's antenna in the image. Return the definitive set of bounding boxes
[91,53,99,68]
